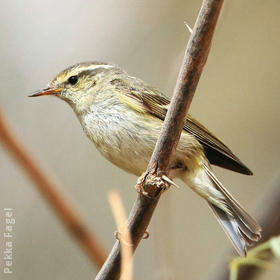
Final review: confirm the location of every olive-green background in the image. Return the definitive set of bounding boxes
[0,0,279,279]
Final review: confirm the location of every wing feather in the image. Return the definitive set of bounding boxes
[112,76,252,175]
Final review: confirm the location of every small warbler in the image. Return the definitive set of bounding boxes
[30,61,261,256]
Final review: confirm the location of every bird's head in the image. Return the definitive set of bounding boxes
[30,62,120,113]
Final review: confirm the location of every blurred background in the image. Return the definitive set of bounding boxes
[1,0,280,279]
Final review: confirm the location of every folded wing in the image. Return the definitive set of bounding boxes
[114,76,252,175]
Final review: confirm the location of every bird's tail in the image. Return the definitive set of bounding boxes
[184,163,261,256]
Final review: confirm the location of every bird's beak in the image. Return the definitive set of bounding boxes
[28,87,63,97]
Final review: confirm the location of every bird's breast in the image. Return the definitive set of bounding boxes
[80,101,161,175]
[78,98,203,177]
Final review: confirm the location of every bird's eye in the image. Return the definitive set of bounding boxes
[68,75,78,85]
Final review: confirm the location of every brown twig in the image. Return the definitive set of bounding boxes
[210,177,280,280]
[0,110,107,268]
[95,0,224,279]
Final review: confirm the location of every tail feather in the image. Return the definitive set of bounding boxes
[202,163,261,256]
[232,213,260,242]
[203,163,261,233]
[208,203,247,256]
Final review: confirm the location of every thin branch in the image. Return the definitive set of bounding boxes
[0,110,107,268]
[147,0,223,174]
[210,177,280,280]
[108,191,133,280]
[95,0,224,279]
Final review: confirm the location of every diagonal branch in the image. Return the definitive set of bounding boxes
[95,0,224,279]
[0,110,107,268]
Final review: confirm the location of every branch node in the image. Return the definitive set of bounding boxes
[162,175,180,189]
[184,21,193,34]
[142,231,150,239]
[136,172,170,198]
[114,231,133,247]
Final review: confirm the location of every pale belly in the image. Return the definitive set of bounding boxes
[80,103,202,177]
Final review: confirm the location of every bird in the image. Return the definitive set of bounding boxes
[30,61,261,256]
